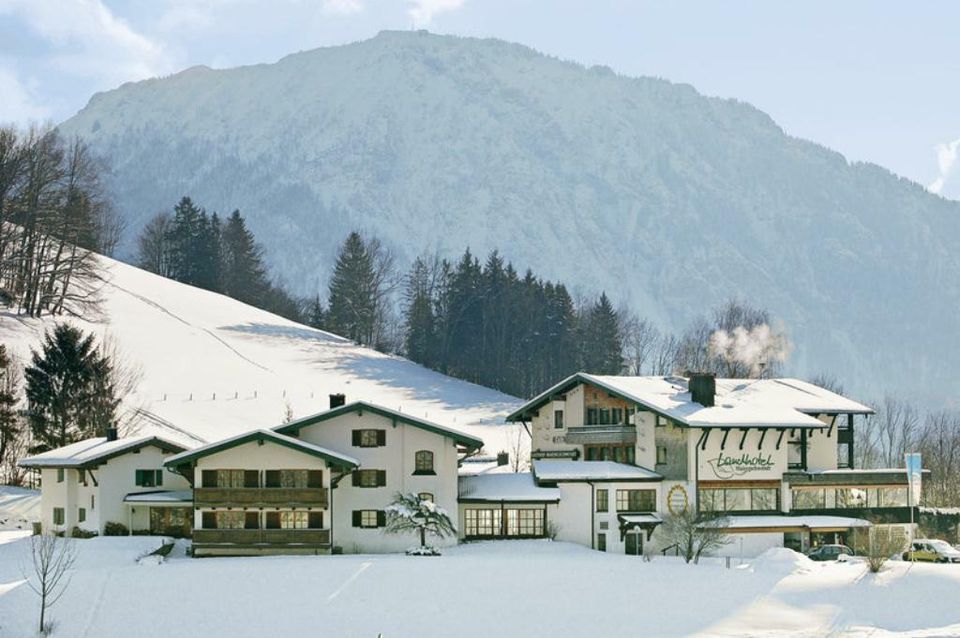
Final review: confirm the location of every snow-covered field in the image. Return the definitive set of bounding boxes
[0,534,958,638]
[0,255,521,453]
[0,486,39,538]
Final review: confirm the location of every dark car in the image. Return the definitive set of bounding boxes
[807,544,854,561]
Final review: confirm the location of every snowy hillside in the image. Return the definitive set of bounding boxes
[0,256,520,450]
[57,30,960,406]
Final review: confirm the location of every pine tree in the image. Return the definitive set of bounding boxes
[25,325,119,451]
[326,231,376,344]
[0,344,20,473]
[303,294,325,330]
[581,293,623,374]
[220,210,269,305]
[403,257,436,366]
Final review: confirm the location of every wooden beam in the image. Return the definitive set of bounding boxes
[758,429,768,450]
[738,428,749,450]
[776,428,786,450]
[720,428,731,450]
[697,429,710,451]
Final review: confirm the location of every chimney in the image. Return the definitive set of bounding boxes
[496,452,509,467]
[687,372,716,407]
[329,393,346,409]
[106,427,118,442]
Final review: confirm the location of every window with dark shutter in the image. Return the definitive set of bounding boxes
[134,469,142,486]
[376,511,386,527]
[202,511,217,529]
[376,430,386,446]
[352,430,362,446]
[307,470,323,488]
[352,510,362,527]
[377,470,387,487]
[155,470,164,486]
[202,470,217,488]
[78,508,86,523]
[266,512,281,529]
[308,511,323,528]
[265,470,281,488]
[244,470,259,488]
[414,450,435,475]
[244,512,259,529]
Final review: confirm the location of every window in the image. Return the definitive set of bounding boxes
[554,410,564,429]
[414,450,435,475]
[836,488,868,508]
[596,489,609,512]
[655,415,666,428]
[699,488,779,512]
[214,511,245,529]
[418,492,434,502]
[135,469,163,487]
[599,408,610,425]
[353,429,385,447]
[877,487,908,507]
[53,507,64,525]
[750,488,778,511]
[78,508,86,523]
[611,408,622,424]
[505,509,544,536]
[56,468,64,483]
[353,510,385,528]
[616,489,656,512]
[597,533,607,552]
[201,469,257,488]
[353,469,386,488]
[586,408,598,425]
[585,444,635,464]
[464,509,502,537]
[264,469,321,488]
[281,511,309,529]
[90,494,95,510]
[792,488,825,509]
[656,446,668,465]
[244,512,259,529]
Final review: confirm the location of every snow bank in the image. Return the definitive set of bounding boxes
[747,547,815,575]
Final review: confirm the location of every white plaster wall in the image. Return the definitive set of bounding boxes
[97,446,190,533]
[806,416,839,472]
[293,411,460,553]
[697,429,789,482]
[635,411,656,469]
[40,468,73,533]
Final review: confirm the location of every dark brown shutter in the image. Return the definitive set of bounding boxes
[376,430,386,446]
[244,512,259,529]
[202,511,216,529]
[155,470,164,486]
[352,510,362,527]
[308,511,323,529]
[377,470,387,487]
[307,470,323,488]
[265,512,280,529]
[352,430,361,446]
[351,470,359,487]
[244,470,259,488]
[376,510,386,527]
[265,470,281,488]
[202,470,217,488]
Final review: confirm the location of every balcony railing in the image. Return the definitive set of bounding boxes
[564,425,636,445]
[194,487,328,508]
[193,529,330,546]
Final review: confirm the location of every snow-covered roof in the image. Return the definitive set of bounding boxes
[706,515,871,530]
[459,473,561,502]
[274,400,485,451]
[123,490,193,503]
[507,373,873,429]
[618,513,663,525]
[18,436,185,468]
[164,429,359,469]
[532,460,661,482]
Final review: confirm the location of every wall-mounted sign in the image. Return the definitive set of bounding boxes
[531,449,580,460]
[667,484,688,515]
[706,452,776,480]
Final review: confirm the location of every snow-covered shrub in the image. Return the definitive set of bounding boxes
[70,527,98,539]
[103,521,129,536]
[405,546,441,556]
[384,492,456,553]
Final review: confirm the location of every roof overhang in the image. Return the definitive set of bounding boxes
[164,429,359,471]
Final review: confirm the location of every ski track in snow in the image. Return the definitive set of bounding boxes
[134,409,208,445]
[326,560,372,602]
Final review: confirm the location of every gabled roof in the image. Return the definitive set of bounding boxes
[18,436,186,469]
[532,460,662,483]
[458,472,561,503]
[164,429,359,470]
[507,373,873,429]
[273,400,485,451]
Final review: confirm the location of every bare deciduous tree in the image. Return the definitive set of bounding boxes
[23,532,77,635]
[620,309,659,375]
[660,510,731,564]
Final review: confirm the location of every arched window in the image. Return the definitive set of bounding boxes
[418,492,434,502]
[414,450,435,474]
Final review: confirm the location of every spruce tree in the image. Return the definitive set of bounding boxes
[25,325,119,451]
[581,293,623,374]
[0,344,20,472]
[327,232,376,343]
[404,257,436,366]
[220,210,269,306]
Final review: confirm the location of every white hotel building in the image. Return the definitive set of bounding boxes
[20,375,922,557]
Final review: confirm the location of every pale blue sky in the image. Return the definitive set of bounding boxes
[1,0,958,198]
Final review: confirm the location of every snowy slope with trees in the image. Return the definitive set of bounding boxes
[56,30,960,407]
[0,254,521,450]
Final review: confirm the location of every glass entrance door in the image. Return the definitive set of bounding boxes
[625,531,643,556]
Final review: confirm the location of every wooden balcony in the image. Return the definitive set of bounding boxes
[193,529,331,546]
[564,425,637,445]
[194,487,328,508]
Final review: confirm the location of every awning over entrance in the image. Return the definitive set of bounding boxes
[617,513,663,540]
[123,490,193,505]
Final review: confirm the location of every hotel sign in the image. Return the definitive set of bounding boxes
[705,452,780,480]
[531,449,580,460]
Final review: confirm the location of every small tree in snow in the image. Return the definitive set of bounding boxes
[23,532,77,635]
[384,492,457,554]
[661,510,731,564]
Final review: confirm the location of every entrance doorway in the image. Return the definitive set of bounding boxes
[625,531,643,556]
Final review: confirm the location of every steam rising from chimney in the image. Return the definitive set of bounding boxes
[708,322,792,377]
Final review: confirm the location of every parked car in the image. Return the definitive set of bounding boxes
[807,544,855,561]
[902,539,960,563]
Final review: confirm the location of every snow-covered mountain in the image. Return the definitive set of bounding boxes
[0,256,520,450]
[57,31,960,406]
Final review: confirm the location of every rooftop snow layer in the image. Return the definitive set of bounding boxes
[708,515,871,530]
[459,473,561,502]
[123,490,193,503]
[532,460,661,482]
[164,429,359,468]
[18,436,185,468]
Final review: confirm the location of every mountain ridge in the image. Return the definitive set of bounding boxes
[57,30,960,406]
